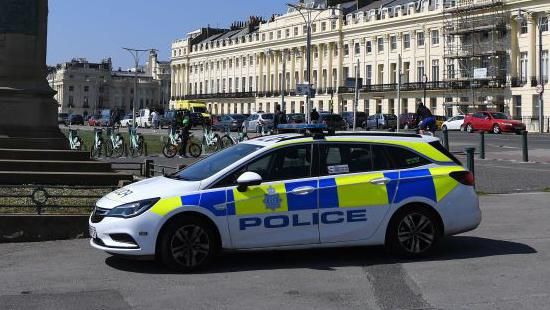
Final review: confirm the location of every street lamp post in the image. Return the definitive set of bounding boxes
[423,74,428,107]
[287,3,342,124]
[123,47,154,128]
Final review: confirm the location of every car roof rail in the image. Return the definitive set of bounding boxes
[331,132,422,138]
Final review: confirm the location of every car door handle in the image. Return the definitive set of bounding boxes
[290,186,316,195]
[370,177,391,185]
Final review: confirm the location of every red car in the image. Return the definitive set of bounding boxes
[464,111,526,134]
[87,115,101,127]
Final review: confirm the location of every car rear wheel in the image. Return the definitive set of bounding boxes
[387,206,440,257]
[493,124,501,134]
[466,123,474,133]
[159,216,219,272]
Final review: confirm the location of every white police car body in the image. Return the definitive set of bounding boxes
[90,130,481,271]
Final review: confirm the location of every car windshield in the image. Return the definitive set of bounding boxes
[289,114,305,120]
[170,143,264,181]
[193,107,207,113]
[492,112,509,120]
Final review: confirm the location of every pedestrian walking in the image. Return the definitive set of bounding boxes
[310,108,320,124]
[179,110,191,158]
[415,100,435,135]
[151,109,160,131]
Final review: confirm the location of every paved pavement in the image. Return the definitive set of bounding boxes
[0,192,548,310]
[438,131,550,163]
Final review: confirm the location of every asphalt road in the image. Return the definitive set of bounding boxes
[0,192,548,310]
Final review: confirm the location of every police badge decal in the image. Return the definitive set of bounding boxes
[263,186,282,211]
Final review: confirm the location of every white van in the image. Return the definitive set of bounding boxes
[136,109,152,128]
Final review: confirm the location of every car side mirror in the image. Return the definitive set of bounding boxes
[237,172,263,192]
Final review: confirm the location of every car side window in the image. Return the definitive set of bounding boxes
[213,144,312,188]
[319,144,375,176]
[385,145,431,169]
[473,112,483,119]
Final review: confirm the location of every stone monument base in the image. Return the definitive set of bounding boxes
[0,87,67,149]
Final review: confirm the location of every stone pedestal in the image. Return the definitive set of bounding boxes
[0,0,67,148]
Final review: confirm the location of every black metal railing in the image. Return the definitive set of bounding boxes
[0,185,118,215]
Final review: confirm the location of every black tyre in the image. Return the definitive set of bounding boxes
[159,216,219,272]
[91,139,102,159]
[137,137,145,157]
[163,143,178,158]
[188,143,202,158]
[104,141,114,158]
[112,136,125,158]
[466,123,474,133]
[76,137,84,151]
[492,124,501,134]
[386,206,441,258]
[441,125,447,132]
[220,135,234,149]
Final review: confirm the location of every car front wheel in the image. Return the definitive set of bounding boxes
[386,206,440,257]
[493,124,501,134]
[466,123,474,133]
[159,216,219,272]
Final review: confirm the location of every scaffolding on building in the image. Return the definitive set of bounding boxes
[443,0,509,115]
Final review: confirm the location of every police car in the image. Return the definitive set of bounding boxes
[90,125,481,271]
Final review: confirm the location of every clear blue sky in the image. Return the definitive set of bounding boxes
[47,0,289,69]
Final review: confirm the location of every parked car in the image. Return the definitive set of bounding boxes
[58,113,69,126]
[441,115,465,131]
[398,113,418,130]
[190,112,209,127]
[120,114,134,127]
[87,115,101,127]
[319,113,347,131]
[67,114,84,125]
[464,112,526,134]
[286,113,305,124]
[136,108,152,128]
[434,115,448,130]
[363,114,398,130]
[98,116,113,127]
[213,114,247,131]
[242,113,274,133]
[341,112,367,129]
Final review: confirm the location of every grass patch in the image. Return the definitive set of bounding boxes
[544,188,550,193]
[0,186,114,215]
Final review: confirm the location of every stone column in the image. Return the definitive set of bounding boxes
[0,0,66,146]
[290,49,296,91]
[328,42,334,90]
[528,15,537,83]
[510,19,519,78]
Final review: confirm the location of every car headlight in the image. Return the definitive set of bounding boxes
[106,198,160,218]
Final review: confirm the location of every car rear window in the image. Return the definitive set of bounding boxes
[323,115,343,121]
[262,114,274,119]
[384,114,397,120]
[429,141,462,165]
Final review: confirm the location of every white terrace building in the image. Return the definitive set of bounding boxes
[171,0,550,132]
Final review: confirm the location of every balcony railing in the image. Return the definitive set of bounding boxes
[182,92,257,100]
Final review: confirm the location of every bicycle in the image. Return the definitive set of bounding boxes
[104,127,125,158]
[67,127,84,151]
[128,127,145,157]
[220,126,248,148]
[202,126,221,154]
[90,128,104,159]
[163,127,202,158]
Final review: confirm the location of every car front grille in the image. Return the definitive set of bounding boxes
[90,206,109,223]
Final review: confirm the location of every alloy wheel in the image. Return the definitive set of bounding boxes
[170,225,210,268]
[397,213,436,254]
